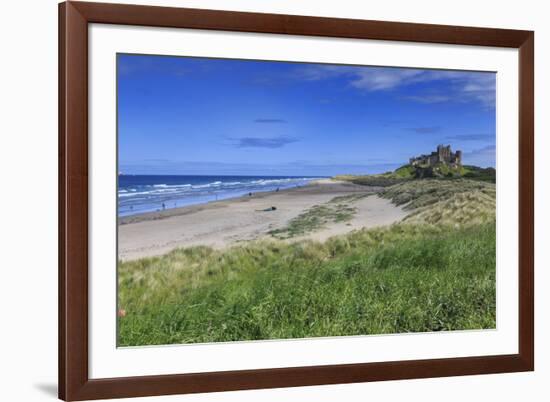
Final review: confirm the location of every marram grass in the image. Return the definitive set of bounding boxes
[382,179,496,226]
[269,193,371,239]
[118,222,496,346]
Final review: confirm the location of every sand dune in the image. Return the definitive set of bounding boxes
[118,180,407,261]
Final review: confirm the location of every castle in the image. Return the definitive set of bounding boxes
[409,145,462,167]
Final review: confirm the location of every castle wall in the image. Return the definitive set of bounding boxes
[410,145,462,167]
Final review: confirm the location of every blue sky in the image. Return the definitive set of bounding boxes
[118,54,496,176]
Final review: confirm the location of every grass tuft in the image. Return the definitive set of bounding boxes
[269,194,370,239]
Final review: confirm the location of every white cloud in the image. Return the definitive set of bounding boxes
[297,65,424,90]
[350,68,423,91]
[294,65,496,107]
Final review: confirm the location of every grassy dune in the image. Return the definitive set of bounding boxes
[382,179,495,225]
[269,193,371,239]
[118,178,496,346]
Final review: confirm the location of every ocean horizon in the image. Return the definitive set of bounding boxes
[118,174,325,217]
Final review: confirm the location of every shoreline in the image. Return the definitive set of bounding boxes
[118,179,406,261]
[119,179,357,225]
[118,176,324,219]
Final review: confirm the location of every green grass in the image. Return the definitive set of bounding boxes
[335,163,495,186]
[381,179,495,226]
[394,164,416,178]
[268,194,370,239]
[328,193,372,204]
[333,164,418,187]
[118,176,496,346]
[462,165,496,183]
[382,178,495,209]
[334,172,408,187]
[118,222,496,346]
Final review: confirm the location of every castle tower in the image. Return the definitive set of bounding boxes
[436,145,452,163]
[455,150,462,165]
[437,145,444,162]
[445,145,451,160]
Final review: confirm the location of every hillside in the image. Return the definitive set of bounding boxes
[335,163,495,187]
[118,223,495,345]
[381,179,495,226]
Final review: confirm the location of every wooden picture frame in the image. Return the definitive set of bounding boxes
[59,1,534,400]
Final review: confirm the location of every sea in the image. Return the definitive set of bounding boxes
[118,175,324,217]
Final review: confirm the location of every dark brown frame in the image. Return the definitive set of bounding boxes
[59,1,534,400]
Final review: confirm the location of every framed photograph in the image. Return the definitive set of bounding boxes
[59,1,534,400]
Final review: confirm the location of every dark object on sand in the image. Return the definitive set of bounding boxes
[257,206,277,212]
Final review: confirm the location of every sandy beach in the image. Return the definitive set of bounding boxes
[118,180,407,261]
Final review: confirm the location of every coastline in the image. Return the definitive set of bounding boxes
[119,178,330,225]
[118,179,407,261]
[120,179,358,224]
[118,175,322,218]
